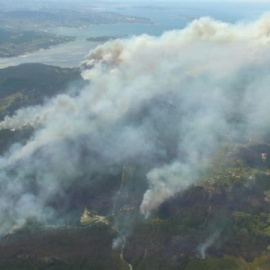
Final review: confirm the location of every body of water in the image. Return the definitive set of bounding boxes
[0,2,270,68]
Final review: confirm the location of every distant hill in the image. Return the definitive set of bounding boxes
[0,63,85,154]
[0,9,151,30]
[0,63,85,119]
[0,28,75,57]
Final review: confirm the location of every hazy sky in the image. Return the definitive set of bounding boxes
[7,0,270,2]
[100,0,270,2]
[2,0,270,4]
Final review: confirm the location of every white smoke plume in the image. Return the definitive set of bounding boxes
[197,231,221,260]
[1,15,270,232]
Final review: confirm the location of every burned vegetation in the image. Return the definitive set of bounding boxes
[2,14,270,270]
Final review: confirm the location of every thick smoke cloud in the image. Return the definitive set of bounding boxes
[1,15,270,233]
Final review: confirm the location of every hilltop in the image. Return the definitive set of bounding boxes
[0,28,75,58]
[0,63,85,154]
[0,63,84,119]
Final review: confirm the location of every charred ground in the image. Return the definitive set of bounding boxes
[0,64,270,269]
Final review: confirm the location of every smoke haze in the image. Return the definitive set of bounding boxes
[1,14,270,233]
